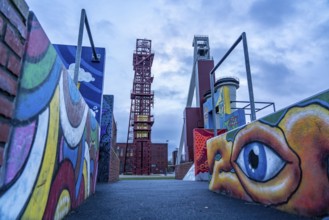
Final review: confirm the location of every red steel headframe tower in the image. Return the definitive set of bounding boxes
[124,39,154,175]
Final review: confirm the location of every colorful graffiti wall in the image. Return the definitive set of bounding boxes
[54,44,105,123]
[98,95,115,182]
[0,12,99,219]
[203,81,245,131]
[193,128,226,181]
[207,90,329,217]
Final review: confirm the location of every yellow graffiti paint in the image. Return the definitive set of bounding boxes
[223,86,231,114]
[216,87,223,107]
[22,86,59,219]
[54,189,71,220]
[83,160,88,199]
[215,86,231,115]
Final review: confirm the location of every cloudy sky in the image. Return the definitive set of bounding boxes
[26,0,329,160]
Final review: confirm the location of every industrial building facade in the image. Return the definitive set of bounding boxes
[116,143,168,175]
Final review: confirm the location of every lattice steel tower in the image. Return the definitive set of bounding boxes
[124,39,154,175]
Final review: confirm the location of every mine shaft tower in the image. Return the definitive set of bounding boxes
[124,39,154,175]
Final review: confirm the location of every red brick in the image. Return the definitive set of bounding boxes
[0,16,4,37]
[108,148,120,183]
[0,69,17,96]
[0,95,14,118]
[109,147,120,182]
[0,121,10,142]
[7,54,21,76]
[12,0,29,21]
[0,42,8,66]
[0,147,3,166]
[5,25,24,57]
[0,0,27,39]
[175,162,193,180]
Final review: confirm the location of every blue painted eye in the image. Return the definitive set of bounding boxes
[235,142,286,182]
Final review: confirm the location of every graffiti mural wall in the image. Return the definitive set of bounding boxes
[98,95,115,182]
[193,129,226,181]
[0,12,99,219]
[53,44,106,123]
[207,90,329,217]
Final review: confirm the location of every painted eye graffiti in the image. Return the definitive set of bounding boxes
[235,141,286,182]
[230,121,301,204]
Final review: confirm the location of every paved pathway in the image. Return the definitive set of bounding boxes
[65,180,313,220]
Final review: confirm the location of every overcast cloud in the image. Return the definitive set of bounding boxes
[26,0,329,159]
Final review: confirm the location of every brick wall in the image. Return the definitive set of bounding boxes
[151,143,168,174]
[0,0,29,167]
[175,162,193,180]
[109,147,119,182]
[109,116,118,182]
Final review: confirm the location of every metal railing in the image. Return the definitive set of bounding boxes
[209,32,256,136]
[74,9,100,85]
[231,100,276,120]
